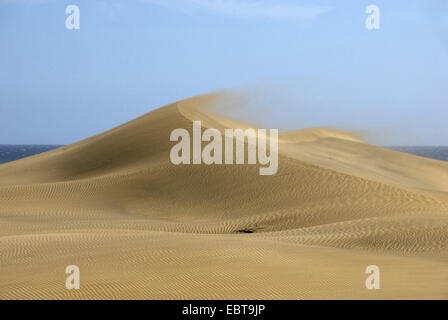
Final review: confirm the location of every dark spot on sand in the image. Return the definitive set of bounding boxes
[237,229,254,234]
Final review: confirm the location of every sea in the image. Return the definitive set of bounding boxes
[387,146,448,162]
[0,145,447,165]
[0,145,62,165]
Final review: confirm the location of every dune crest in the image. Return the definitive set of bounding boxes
[1,93,448,299]
[279,127,364,144]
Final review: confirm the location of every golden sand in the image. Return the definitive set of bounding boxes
[1,93,447,299]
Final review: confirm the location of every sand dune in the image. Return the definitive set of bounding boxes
[1,93,448,299]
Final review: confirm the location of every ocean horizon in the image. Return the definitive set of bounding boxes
[1,144,447,165]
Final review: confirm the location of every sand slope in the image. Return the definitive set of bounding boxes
[1,93,448,299]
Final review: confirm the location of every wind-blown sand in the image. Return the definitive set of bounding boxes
[1,93,447,299]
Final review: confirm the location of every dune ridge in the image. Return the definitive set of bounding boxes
[1,93,448,299]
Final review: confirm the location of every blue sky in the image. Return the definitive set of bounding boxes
[0,0,447,145]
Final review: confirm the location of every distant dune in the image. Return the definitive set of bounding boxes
[1,93,448,299]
